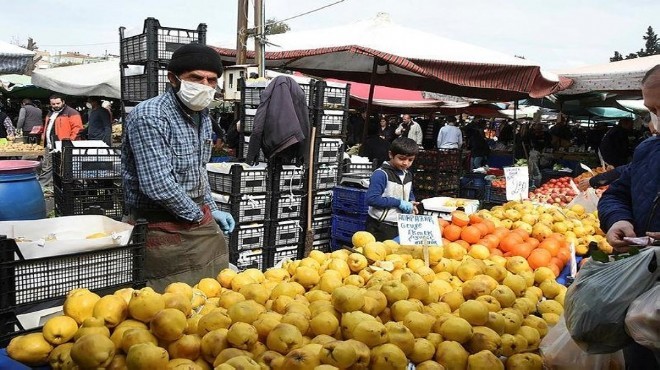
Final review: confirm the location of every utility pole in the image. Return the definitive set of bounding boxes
[236,0,248,64]
[254,0,265,76]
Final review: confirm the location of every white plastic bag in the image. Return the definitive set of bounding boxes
[541,315,625,370]
[625,283,660,350]
[567,188,599,213]
[564,247,660,354]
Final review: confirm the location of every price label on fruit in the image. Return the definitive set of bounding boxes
[397,214,442,246]
[504,166,529,201]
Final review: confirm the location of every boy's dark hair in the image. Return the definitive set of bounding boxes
[389,137,419,156]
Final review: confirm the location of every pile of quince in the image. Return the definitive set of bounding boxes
[8,229,566,370]
[475,201,612,255]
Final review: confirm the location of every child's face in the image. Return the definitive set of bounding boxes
[389,152,415,171]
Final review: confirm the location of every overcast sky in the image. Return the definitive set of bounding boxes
[2,0,658,71]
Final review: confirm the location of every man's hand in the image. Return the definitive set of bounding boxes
[212,210,235,234]
[606,220,636,252]
[578,178,591,192]
[398,200,414,214]
[646,231,660,240]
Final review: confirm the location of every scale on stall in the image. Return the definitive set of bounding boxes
[339,172,371,188]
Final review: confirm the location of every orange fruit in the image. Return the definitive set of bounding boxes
[438,219,450,228]
[500,234,524,253]
[550,257,564,271]
[527,238,540,249]
[557,248,571,264]
[460,226,482,244]
[481,219,496,234]
[539,238,561,257]
[511,228,530,241]
[469,214,483,224]
[474,223,490,238]
[479,236,499,250]
[547,233,566,241]
[492,227,510,240]
[451,211,470,227]
[510,242,533,259]
[443,224,462,242]
[527,248,552,270]
[455,239,470,250]
[548,263,561,277]
[490,248,503,257]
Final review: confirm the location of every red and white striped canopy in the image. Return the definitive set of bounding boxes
[212,13,572,101]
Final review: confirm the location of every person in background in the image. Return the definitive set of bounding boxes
[468,120,490,169]
[498,120,514,146]
[346,109,366,147]
[16,99,43,139]
[39,94,83,187]
[0,103,16,141]
[86,96,112,146]
[365,137,419,241]
[597,64,660,370]
[378,115,395,142]
[101,100,114,122]
[121,44,235,291]
[598,118,634,167]
[359,121,390,167]
[549,115,573,149]
[436,115,463,149]
[395,114,423,146]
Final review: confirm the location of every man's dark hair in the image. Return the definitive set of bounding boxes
[445,115,457,123]
[389,137,419,156]
[641,64,660,85]
[21,98,33,105]
[49,93,64,101]
[88,96,102,104]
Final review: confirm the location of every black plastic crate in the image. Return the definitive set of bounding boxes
[214,193,268,224]
[315,110,347,136]
[270,193,303,220]
[52,146,121,182]
[332,185,368,215]
[54,181,124,219]
[241,135,267,163]
[269,220,303,247]
[314,164,339,191]
[241,80,314,107]
[312,215,333,241]
[313,80,350,110]
[0,223,147,346]
[413,149,462,172]
[414,170,460,195]
[484,184,508,205]
[230,248,266,272]
[315,138,343,164]
[228,223,267,253]
[311,190,333,217]
[344,161,376,175]
[268,245,301,268]
[242,108,257,134]
[120,17,207,64]
[312,239,331,253]
[207,163,268,195]
[121,64,169,102]
[269,165,305,193]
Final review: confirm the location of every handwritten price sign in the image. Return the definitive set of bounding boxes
[504,166,529,201]
[397,214,442,246]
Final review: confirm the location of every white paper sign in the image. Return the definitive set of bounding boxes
[397,214,442,246]
[504,166,529,201]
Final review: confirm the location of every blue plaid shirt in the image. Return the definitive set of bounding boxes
[122,89,218,222]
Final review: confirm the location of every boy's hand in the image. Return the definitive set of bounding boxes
[398,200,414,213]
[412,201,420,215]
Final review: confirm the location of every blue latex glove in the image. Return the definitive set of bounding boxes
[212,210,235,234]
[398,200,414,213]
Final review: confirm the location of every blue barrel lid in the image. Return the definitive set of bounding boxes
[0,160,40,174]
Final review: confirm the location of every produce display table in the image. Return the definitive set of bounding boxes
[0,348,47,370]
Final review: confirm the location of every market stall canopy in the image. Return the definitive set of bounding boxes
[211,12,572,101]
[0,74,51,99]
[31,60,121,98]
[556,55,660,95]
[0,41,35,75]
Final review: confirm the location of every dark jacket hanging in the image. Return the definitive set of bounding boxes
[246,75,310,164]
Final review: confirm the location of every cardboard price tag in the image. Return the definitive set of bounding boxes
[397,214,442,246]
[504,166,529,201]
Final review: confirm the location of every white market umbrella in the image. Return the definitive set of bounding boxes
[32,60,121,98]
[0,40,35,75]
[212,12,572,101]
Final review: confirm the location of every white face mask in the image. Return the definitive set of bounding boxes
[650,112,660,133]
[175,77,215,111]
[86,103,92,109]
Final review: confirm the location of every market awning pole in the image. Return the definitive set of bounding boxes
[236,0,248,64]
[512,100,518,162]
[362,57,378,145]
[254,0,265,76]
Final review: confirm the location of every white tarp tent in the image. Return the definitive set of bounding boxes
[556,55,660,95]
[31,60,122,98]
[0,40,35,75]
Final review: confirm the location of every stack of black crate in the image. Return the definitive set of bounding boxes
[308,80,350,252]
[412,149,463,199]
[207,163,270,271]
[52,142,123,219]
[119,17,207,116]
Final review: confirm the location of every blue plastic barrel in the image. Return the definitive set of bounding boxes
[0,160,46,221]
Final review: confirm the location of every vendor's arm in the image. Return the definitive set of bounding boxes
[202,171,219,213]
[597,165,634,232]
[16,108,26,132]
[366,169,403,208]
[128,115,204,222]
[588,165,626,188]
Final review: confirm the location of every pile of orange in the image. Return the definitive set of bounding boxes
[438,210,572,277]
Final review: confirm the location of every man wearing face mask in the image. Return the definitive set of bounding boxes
[38,94,84,186]
[122,43,235,291]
